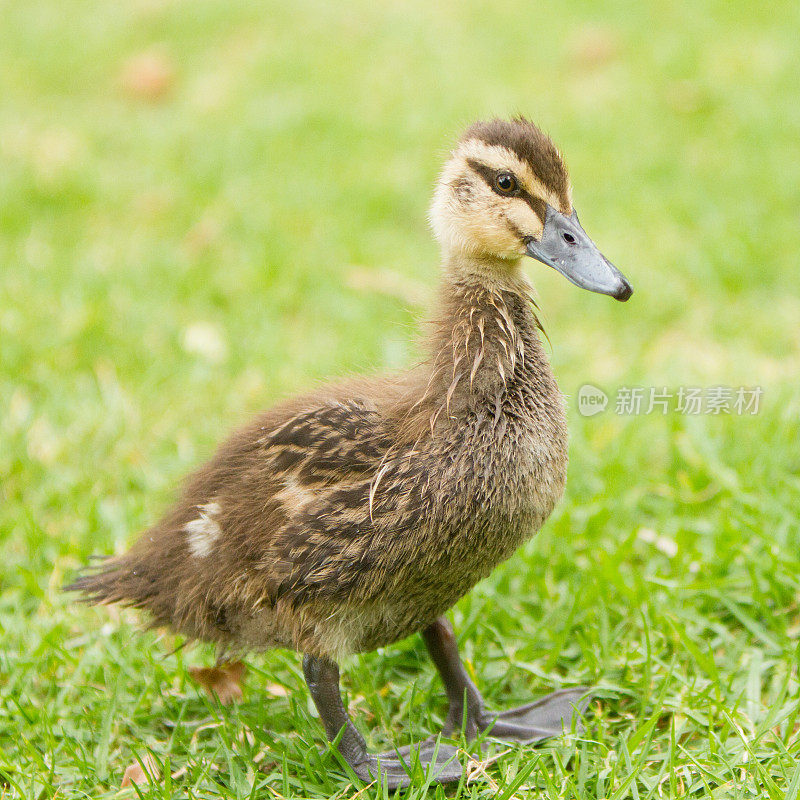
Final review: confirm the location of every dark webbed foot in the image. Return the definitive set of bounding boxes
[423,617,589,746]
[302,654,462,789]
[350,740,462,788]
[478,686,590,743]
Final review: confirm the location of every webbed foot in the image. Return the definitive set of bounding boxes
[423,617,590,747]
[351,740,462,788]
[303,654,462,788]
[478,686,590,743]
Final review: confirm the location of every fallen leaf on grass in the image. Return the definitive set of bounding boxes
[189,661,246,705]
[567,24,620,69]
[121,753,160,788]
[120,49,176,102]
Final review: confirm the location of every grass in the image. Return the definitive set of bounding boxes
[1,0,799,796]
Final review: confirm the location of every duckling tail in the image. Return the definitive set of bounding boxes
[64,555,130,604]
[64,551,173,626]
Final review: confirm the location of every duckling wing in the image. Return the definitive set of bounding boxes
[261,400,391,481]
[188,398,411,606]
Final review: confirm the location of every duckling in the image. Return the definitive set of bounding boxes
[69,116,632,788]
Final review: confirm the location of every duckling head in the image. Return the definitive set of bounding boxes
[430,117,632,301]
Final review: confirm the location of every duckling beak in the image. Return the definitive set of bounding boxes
[525,206,633,301]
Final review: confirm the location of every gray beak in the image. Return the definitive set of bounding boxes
[525,206,633,301]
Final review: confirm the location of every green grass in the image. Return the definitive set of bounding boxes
[2,0,799,796]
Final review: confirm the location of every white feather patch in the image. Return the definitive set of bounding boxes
[184,501,222,558]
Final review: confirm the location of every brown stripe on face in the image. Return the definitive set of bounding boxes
[467,158,547,224]
[462,117,571,209]
[504,217,528,242]
[520,192,547,225]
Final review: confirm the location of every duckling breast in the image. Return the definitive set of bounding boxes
[291,404,568,655]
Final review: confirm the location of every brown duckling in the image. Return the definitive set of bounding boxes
[69,116,632,788]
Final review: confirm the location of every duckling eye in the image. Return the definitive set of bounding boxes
[494,173,518,194]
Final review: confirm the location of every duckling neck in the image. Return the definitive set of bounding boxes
[408,249,568,516]
[441,251,531,295]
[387,250,566,455]
[429,251,555,399]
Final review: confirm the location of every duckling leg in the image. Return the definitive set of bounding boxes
[423,617,589,744]
[302,654,462,788]
[422,618,486,739]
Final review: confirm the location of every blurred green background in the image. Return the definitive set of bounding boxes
[1,0,799,797]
